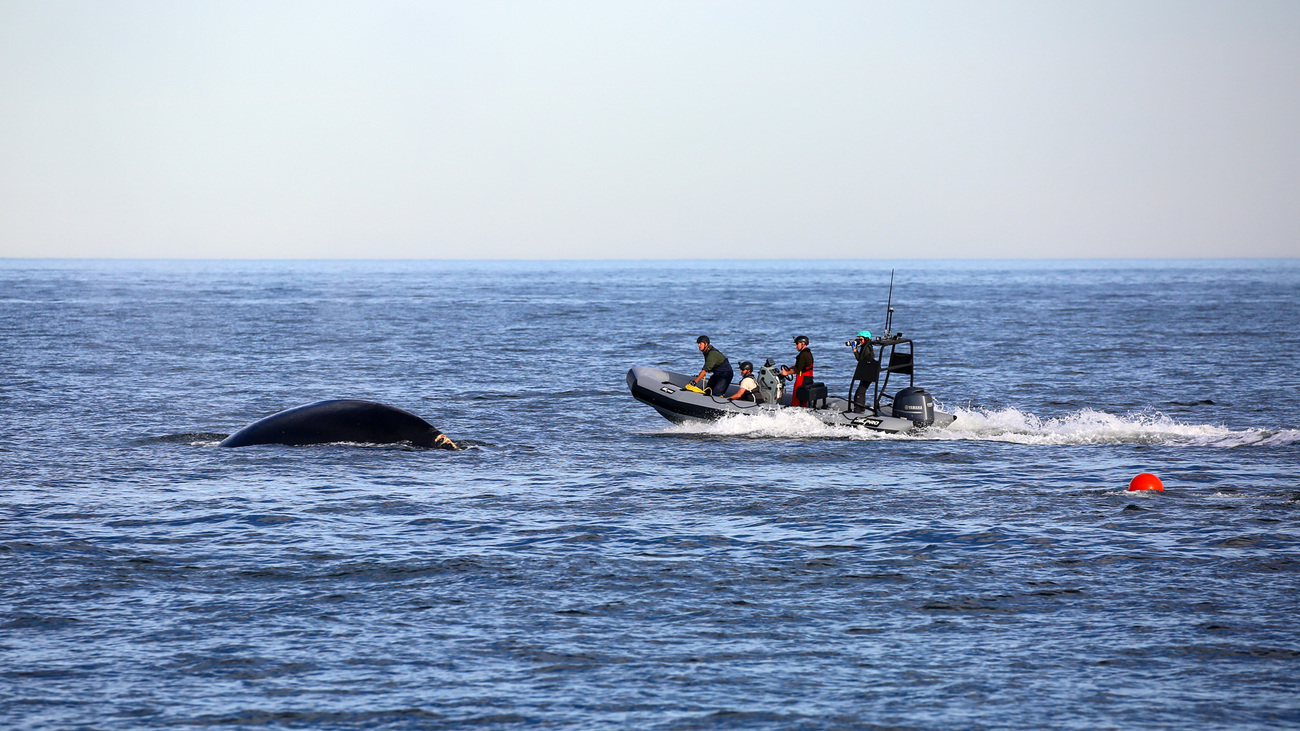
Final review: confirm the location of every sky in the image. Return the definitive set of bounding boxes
[1,1,1298,260]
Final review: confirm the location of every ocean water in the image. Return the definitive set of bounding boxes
[2,259,1298,730]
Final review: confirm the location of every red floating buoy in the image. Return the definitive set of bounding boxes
[1128,472,1164,491]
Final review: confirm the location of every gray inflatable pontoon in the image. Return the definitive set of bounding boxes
[627,334,956,434]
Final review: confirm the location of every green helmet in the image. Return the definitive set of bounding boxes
[857,330,872,339]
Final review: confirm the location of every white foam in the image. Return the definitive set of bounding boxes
[663,408,894,441]
[661,405,1299,448]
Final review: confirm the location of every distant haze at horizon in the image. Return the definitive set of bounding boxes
[2,1,1298,260]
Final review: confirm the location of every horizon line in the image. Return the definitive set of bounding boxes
[4,255,1296,263]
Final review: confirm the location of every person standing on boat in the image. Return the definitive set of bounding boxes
[691,335,733,395]
[726,361,760,402]
[850,330,880,413]
[781,335,814,407]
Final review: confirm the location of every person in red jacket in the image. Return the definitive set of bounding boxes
[781,335,814,407]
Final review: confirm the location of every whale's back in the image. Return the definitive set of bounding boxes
[219,399,444,448]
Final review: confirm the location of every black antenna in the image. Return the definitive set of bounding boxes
[882,269,895,337]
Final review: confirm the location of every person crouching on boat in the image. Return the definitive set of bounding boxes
[781,335,814,407]
[691,335,733,395]
[726,361,759,402]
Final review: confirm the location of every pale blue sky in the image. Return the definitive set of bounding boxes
[2,1,1297,259]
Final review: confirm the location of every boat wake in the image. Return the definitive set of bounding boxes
[660,406,1299,448]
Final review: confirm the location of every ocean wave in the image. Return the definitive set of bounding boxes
[662,406,1299,447]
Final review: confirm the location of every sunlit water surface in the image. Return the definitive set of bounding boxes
[2,259,1298,729]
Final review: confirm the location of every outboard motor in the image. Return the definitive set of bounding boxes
[891,386,935,426]
[756,359,784,405]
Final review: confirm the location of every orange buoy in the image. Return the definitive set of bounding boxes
[1128,473,1164,491]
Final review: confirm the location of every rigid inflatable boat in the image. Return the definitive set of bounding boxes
[627,333,956,434]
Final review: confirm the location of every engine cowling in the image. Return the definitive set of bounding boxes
[891,386,935,426]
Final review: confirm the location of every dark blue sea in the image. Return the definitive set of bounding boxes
[2,259,1298,730]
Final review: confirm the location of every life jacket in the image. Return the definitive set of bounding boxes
[791,350,814,406]
[794,348,814,377]
[702,345,729,373]
[853,344,880,383]
[736,376,758,402]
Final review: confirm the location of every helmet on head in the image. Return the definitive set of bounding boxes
[738,360,753,371]
[696,335,710,344]
[857,330,872,339]
[793,335,809,345]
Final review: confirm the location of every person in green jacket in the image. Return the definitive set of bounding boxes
[690,335,734,395]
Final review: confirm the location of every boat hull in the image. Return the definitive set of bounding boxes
[627,366,955,434]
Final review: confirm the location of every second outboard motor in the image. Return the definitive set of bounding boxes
[892,386,935,426]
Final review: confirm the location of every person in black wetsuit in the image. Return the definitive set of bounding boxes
[850,330,880,413]
[781,335,814,407]
[690,335,734,395]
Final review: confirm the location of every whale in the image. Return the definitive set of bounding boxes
[219,399,457,449]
